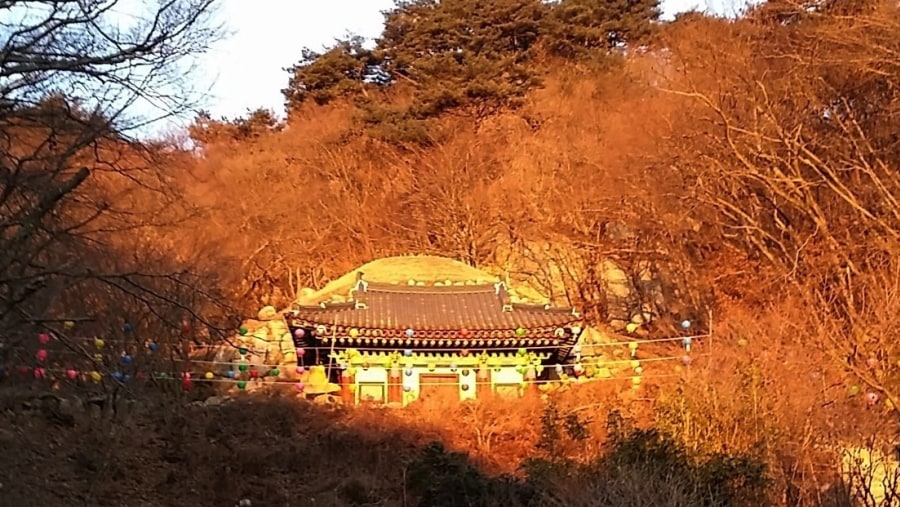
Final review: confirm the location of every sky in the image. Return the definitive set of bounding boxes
[184,0,747,129]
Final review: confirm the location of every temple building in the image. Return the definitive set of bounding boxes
[283,257,583,406]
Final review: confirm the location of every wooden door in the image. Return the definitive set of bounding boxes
[418,374,460,405]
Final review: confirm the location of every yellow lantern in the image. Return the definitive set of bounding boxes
[90,371,102,383]
[349,328,360,338]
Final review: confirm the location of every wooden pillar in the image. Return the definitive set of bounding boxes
[340,370,355,404]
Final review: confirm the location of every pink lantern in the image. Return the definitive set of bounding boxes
[38,333,51,344]
[294,328,305,338]
[866,392,879,406]
[681,355,692,366]
[66,369,78,380]
[35,349,48,362]
[297,348,306,358]
[295,366,305,374]
[33,367,46,379]
[295,382,305,392]
[867,357,879,369]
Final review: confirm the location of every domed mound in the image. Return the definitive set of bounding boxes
[299,255,500,304]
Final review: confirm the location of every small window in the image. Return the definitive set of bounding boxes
[358,382,385,403]
[494,383,520,399]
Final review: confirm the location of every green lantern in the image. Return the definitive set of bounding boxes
[238,347,248,355]
[516,327,526,337]
[270,368,280,377]
[238,363,248,372]
[238,326,248,336]
[237,381,247,390]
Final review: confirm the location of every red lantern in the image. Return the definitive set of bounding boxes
[33,367,46,379]
[38,333,51,344]
[249,369,259,379]
[65,369,78,380]
[35,349,48,362]
[182,377,192,391]
[181,321,191,334]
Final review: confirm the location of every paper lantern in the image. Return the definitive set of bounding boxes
[204,371,214,380]
[182,372,191,380]
[226,370,236,378]
[66,369,78,380]
[316,325,326,335]
[625,323,639,334]
[405,328,415,338]
[405,367,413,376]
[93,353,104,363]
[294,328,306,338]
[403,349,413,357]
[681,320,691,330]
[238,363,248,372]
[249,370,259,379]
[122,354,133,365]
[94,338,105,349]
[461,369,470,376]
[297,348,306,357]
[516,328,526,337]
[112,371,124,381]
[63,321,75,330]
[182,378,192,390]
[403,385,412,392]
[148,342,158,352]
[737,338,748,347]
[90,371,102,382]
[571,326,582,335]
[572,344,582,354]
[35,349,48,362]
[295,382,305,392]
[349,328,359,338]
[38,333,51,344]
[634,366,644,375]
[848,385,860,396]
[235,380,246,390]
[239,326,249,336]
[461,384,469,391]
[270,368,280,377]
[123,322,133,334]
[181,321,191,334]
[238,347,248,355]
[682,337,693,351]
[33,367,46,379]
[865,392,879,405]
[517,347,527,356]
[295,366,305,375]
[867,357,878,369]
[681,355,692,366]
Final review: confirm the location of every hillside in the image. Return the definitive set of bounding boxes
[2,1,900,506]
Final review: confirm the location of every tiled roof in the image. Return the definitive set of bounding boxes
[285,281,581,343]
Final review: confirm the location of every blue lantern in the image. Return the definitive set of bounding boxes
[123,321,133,334]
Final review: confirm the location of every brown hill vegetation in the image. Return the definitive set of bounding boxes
[3,0,900,505]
